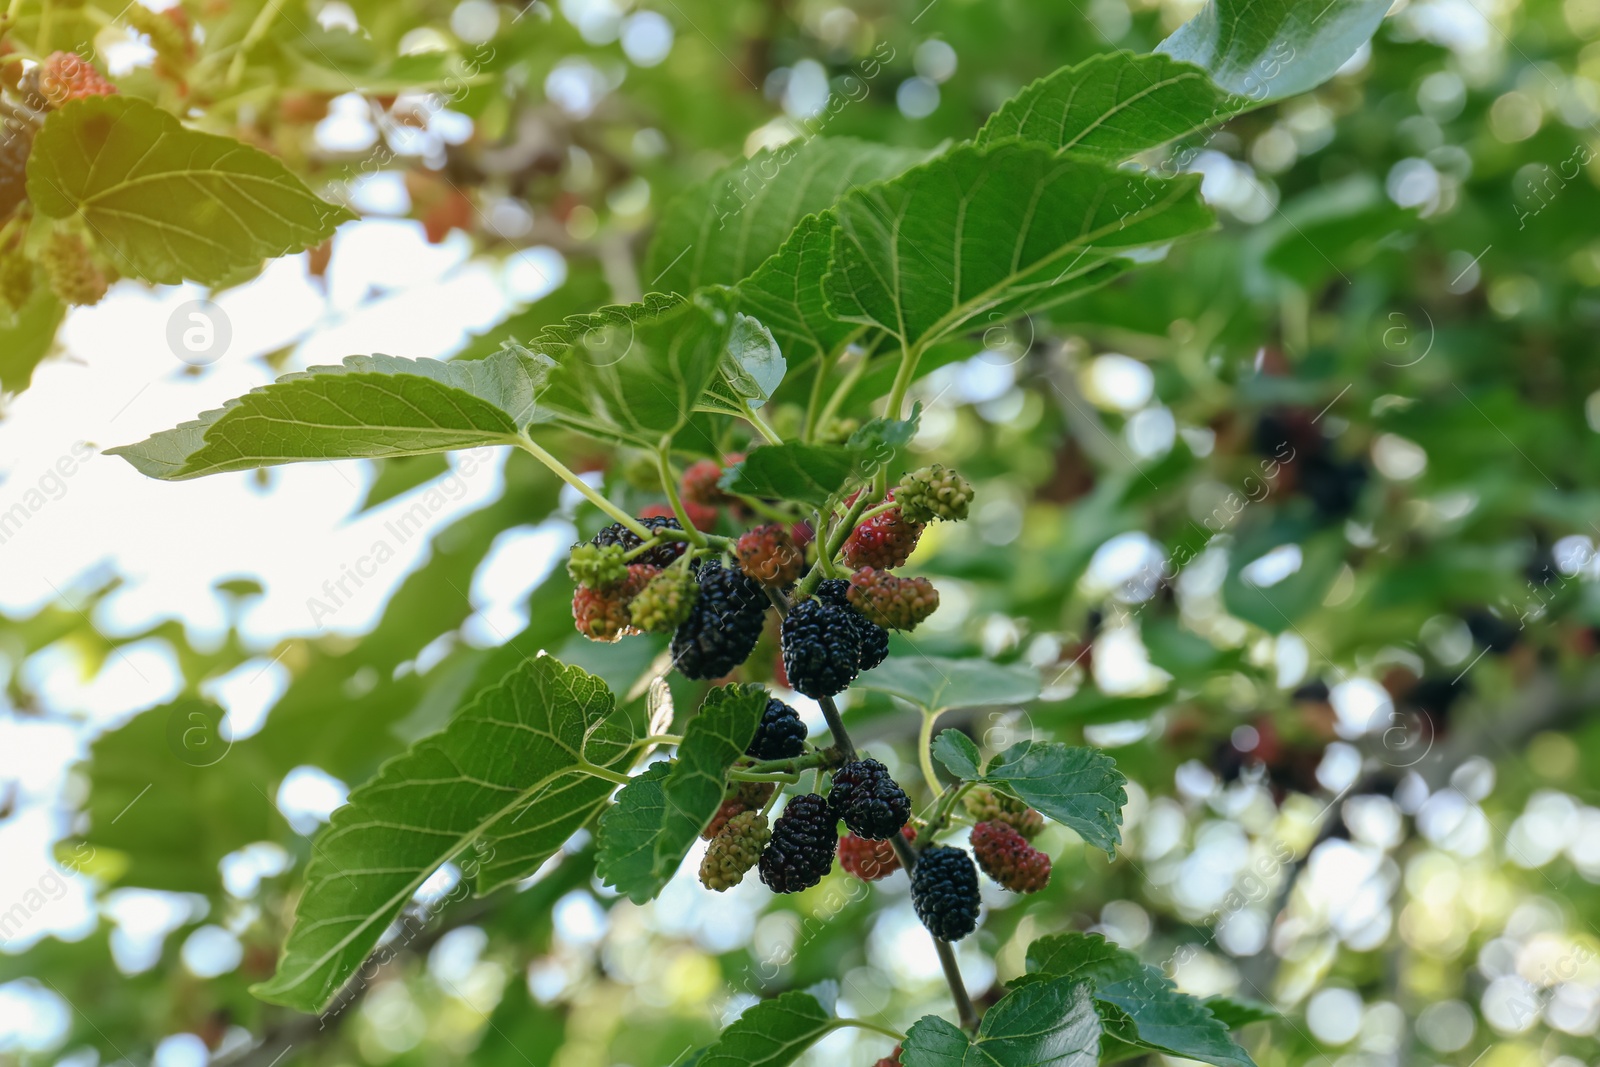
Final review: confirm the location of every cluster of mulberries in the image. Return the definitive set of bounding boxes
[970,820,1051,893]
[911,846,981,941]
[571,564,658,641]
[838,826,915,882]
[777,580,892,699]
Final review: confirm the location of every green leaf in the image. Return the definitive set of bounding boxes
[646,137,924,294]
[597,684,767,903]
[532,293,732,447]
[848,406,922,479]
[901,976,1101,1067]
[696,990,837,1067]
[734,212,861,364]
[1157,0,1390,102]
[930,729,983,780]
[719,441,864,507]
[75,699,275,894]
[855,656,1041,713]
[594,762,672,904]
[977,52,1245,160]
[983,742,1127,855]
[357,454,452,512]
[252,654,633,1013]
[27,96,353,286]
[106,347,551,480]
[703,312,786,413]
[728,313,786,405]
[1203,996,1279,1029]
[822,142,1212,352]
[0,284,63,395]
[1026,933,1256,1067]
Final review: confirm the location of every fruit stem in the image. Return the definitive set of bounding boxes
[632,734,682,749]
[935,939,981,1032]
[728,770,800,784]
[802,350,836,444]
[916,709,943,797]
[877,339,922,497]
[654,442,708,548]
[832,1018,906,1042]
[743,402,784,445]
[815,339,872,434]
[739,749,838,775]
[515,434,653,540]
[919,780,972,848]
[227,0,284,88]
[856,500,900,526]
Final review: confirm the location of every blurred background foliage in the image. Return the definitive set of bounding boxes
[4,0,1600,1064]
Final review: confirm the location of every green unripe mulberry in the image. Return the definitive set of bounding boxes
[567,543,629,589]
[699,810,770,891]
[896,464,974,524]
[629,566,699,633]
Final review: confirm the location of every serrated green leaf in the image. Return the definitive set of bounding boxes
[983,742,1127,855]
[734,212,861,364]
[977,52,1245,160]
[1157,0,1390,102]
[1026,933,1255,1067]
[901,976,1101,1067]
[719,441,864,506]
[106,347,550,480]
[532,293,732,447]
[647,137,925,294]
[252,654,632,1012]
[27,96,353,286]
[696,990,837,1067]
[854,656,1041,713]
[594,762,672,902]
[930,729,983,780]
[597,684,766,903]
[822,142,1212,353]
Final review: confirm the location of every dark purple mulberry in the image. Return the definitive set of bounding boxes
[828,759,910,840]
[670,559,768,680]
[747,697,807,760]
[758,793,838,893]
[910,846,981,942]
